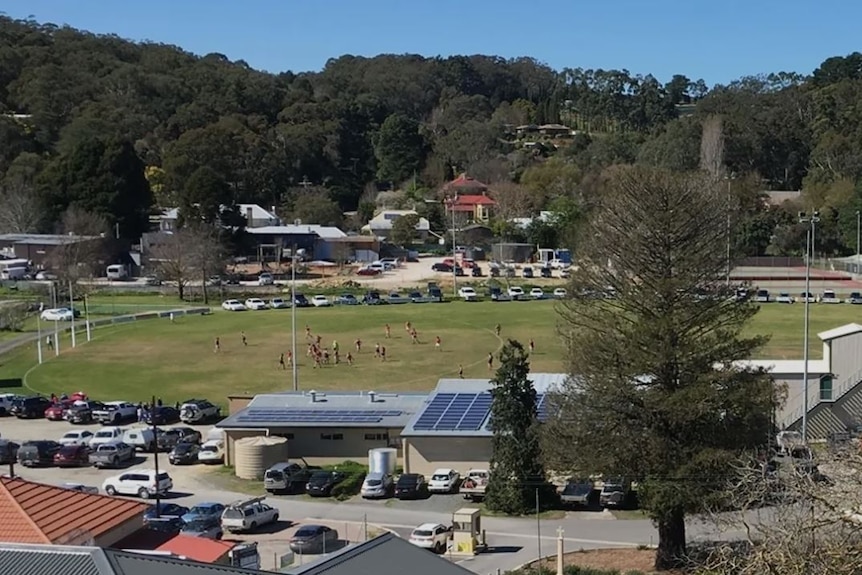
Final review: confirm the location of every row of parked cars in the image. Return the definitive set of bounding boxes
[747,288,862,304]
[431,261,572,280]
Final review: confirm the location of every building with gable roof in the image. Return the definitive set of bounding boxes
[442,175,497,224]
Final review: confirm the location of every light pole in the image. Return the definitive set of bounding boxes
[799,210,820,442]
[856,210,860,273]
[448,197,457,297]
[36,311,42,365]
[291,220,300,392]
[69,280,76,348]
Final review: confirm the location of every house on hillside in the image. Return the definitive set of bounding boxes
[155,204,279,232]
[362,210,430,240]
[538,123,574,137]
[442,175,496,225]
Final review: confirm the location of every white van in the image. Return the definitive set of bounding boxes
[1,266,27,280]
[106,264,128,281]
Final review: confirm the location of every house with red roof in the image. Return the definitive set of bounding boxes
[442,174,497,224]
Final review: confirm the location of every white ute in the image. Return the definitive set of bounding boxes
[458,287,478,301]
[221,497,279,533]
[428,468,461,494]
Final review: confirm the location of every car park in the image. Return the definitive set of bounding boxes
[244,298,268,310]
[103,470,173,499]
[17,440,61,467]
[258,273,274,286]
[13,396,51,419]
[59,430,94,446]
[820,290,841,304]
[221,299,246,311]
[458,287,478,301]
[169,441,200,465]
[529,287,545,300]
[93,401,137,425]
[179,399,220,424]
[54,444,91,467]
[553,288,567,299]
[395,473,428,499]
[197,439,225,464]
[360,472,394,499]
[89,427,126,448]
[428,469,461,494]
[221,497,279,533]
[776,292,795,304]
[143,503,189,522]
[147,406,180,425]
[306,470,345,497]
[507,286,526,301]
[290,525,339,555]
[270,297,290,309]
[89,441,136,468]
[182,502,226,524]
[409,523,452,553]
[182,517,224,539]
[311,295,331,307]
[40,308,74,321]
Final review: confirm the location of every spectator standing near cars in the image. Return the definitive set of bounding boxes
[487,352,494,371]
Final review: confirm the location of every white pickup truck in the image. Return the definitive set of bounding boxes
[460,469,490,502]
[93,401,137,425]
[221,497,280,533]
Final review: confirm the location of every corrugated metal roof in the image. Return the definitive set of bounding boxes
[244,225,347,239]
[287,532,474,575]
[107,549,265,574]
[400,373,568,438]
[218,391,428,429]
[818,323,862,342]
[0,233,98,246]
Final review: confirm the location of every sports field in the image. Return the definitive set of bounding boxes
[0,298,860,405]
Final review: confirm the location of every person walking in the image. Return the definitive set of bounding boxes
[374,343,381,358]
[332,340,339,353]
[287,350,293,367]
[458,364,464,378]
[435,335,442,351]
[279,353,285,370]
[411,329,419,345]
[214,337,220,353]
[385,324,391,339]
[494,324,501,337]
[380,346,387,362]
[529,338,535,353]
[346,352,354,366]
[487,352,494,371]
[241,331,248,346]
[355,338,362,352]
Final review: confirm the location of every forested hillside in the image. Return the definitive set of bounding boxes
[2,16,862,256]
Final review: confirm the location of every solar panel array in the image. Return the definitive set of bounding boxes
[237,408,403,424]
[413,392,550,432]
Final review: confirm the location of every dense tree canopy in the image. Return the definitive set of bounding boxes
[2,16,862,254]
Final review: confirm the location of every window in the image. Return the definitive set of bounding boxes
[365,433,388,441]
[820,374,833,401]
[321,433,344,441]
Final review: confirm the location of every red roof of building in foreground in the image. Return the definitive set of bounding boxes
[445,173,489,190]
[157,534,235,563]
[0,476,148,544]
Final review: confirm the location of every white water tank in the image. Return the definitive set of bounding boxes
[234,436,288,480]
[368,447,397,475]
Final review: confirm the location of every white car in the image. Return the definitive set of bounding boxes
[59,430,94,446]
[89,427,126,447]
[197,440,225,464]
[311,295,331,307]
[102,469,173,499]
[507,286,525,300]
[821,290,841,304]
[40,308,74,321]
[244,298,268,310]
[775,293,795,304]
[258,273,274,286]
[553,288,567,299]
[409,523,452,553]
[798,292,816,303]
[428,468,461,494]
[221,498,279,533]
[221,299,246,312]
[458,287,478,301]
[270,297,290,309]
[529,288,545,300]
[35,271,58,281]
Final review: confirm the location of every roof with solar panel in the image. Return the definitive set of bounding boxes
[400,373,568,437]
[217,390,427,429]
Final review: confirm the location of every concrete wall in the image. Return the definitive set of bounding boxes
[403,437,492,476]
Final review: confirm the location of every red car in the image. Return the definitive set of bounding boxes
[54,445,90,467]
[44,402,72,421]
[356,268,381,276]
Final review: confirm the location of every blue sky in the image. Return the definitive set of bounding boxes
[5,0,858,86]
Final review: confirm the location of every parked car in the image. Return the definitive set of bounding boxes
[356,267,381,276]
[799,291,816,303]
[13,396,51,418]
[258,273,274,286]
[821,290,842,304]
[460,469,491,502]
[458,287,478,301]
[40,308,74,321]
[44,401,72,421]
[428,469,461,494]
[431,262,452,273]
[89,441,136,468]
[0,440,20,464]
[182,517,224,539]
[776,292,795,304]
[361,472,394,499]
[523,266,534,279]
[311,295,331,307]
[264,462,309,494]
[560,478,595,507]
[54,444,91,468]
[488,287,511,302]
[290,525,339,555]
[17,440,61,467]
[182,502,226,524]
[306,470,346,497]
[0,394,20,416]
[157,426,202,451]
[147,406,180,425]
[144,517,185,534]
[335,294,360,305]
[540,267,553,279]
[507,286,526,301]
[93,401,137,425]
[103,470,173,499]
[67,401,103,424]
[221,497,279,533]
[553,288,567,299]
[293,293,311,307]
[59,430,94,446]
[244,298,268,310]
[270,297,290,309]
[599,478,632,508]
[123,428,157,452]
[395,473,428,500]
[471,266,484,277]
[409,523,452,553]
[197,439,225,464]
[169,441,201,465]
[847,292,862,304]
[529,288,545,300]
[179,399,220,424]
[88,427,126,448]
[754,289,771,303]
[363,291,384,305]
[143,503,189,522]
[221,299,246,311]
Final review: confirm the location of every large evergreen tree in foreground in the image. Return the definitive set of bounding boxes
[544,166,778,570]
[484,340,557,515]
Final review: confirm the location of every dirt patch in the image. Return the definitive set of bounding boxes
[530,548,684,575]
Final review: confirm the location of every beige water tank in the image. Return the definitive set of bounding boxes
[234,435,288,480]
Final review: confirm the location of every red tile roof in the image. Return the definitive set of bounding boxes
[451,194,497,206]
[157,534,235,563]
[446,174,488,190]
[0,477,148,544]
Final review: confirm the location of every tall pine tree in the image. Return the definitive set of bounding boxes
[484,340,557,515]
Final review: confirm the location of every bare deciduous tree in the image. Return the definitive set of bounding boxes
[0,185,41,234]
[490,181,534,220]
[187,224,225,305]
[151,224,224,302]
[48,207,109,283]
[700,114,726,179]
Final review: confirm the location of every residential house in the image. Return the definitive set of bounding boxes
[442,175,496,225]
[538,123,574,137]
[362,210,430,240]
[243,224,379,262]
[0,477,149,547]
[156,204,279,232]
